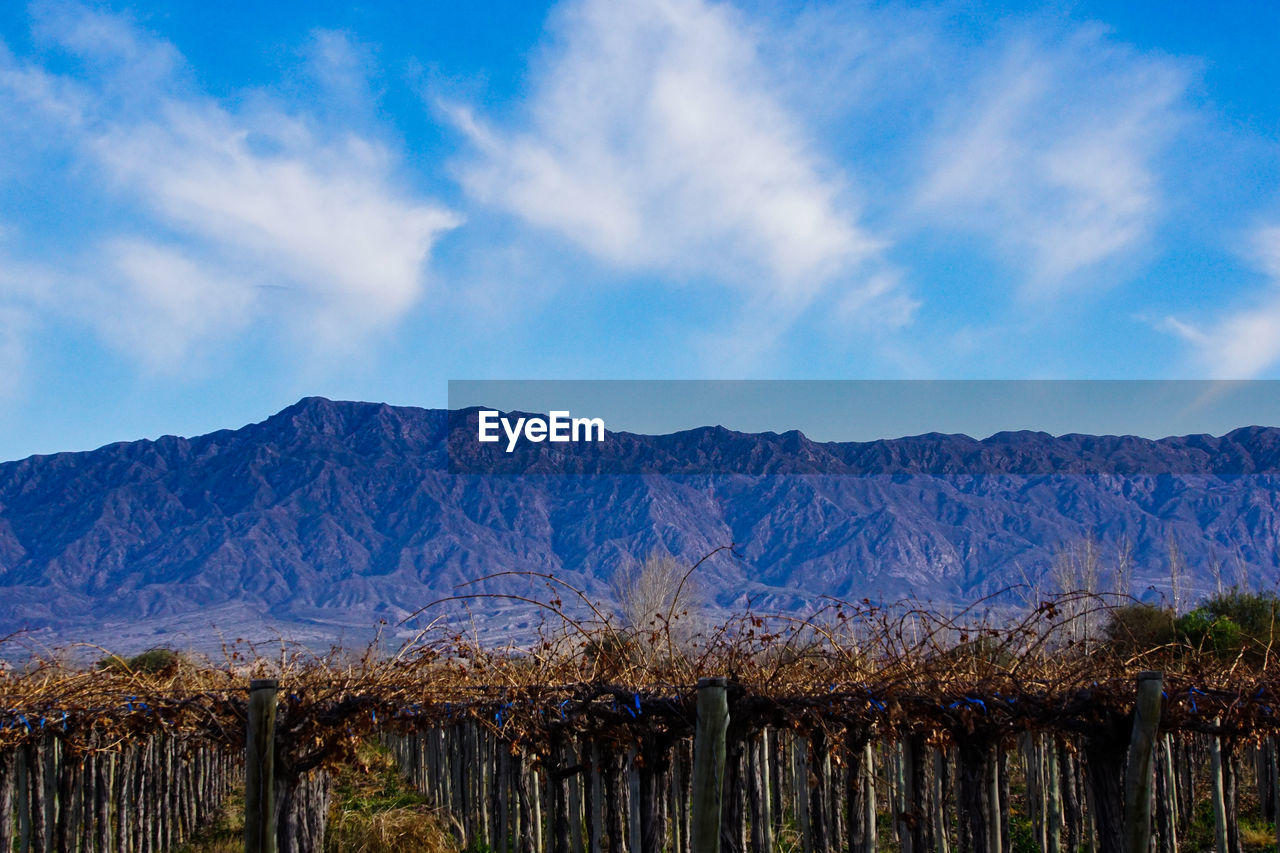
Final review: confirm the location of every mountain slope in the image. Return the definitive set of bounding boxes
[2,397,1278,649]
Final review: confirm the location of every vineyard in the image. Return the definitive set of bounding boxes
[2,569,1280,853]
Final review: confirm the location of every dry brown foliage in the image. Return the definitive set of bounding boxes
[2,562,1278,771]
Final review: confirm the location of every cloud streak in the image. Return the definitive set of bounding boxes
[449,0,899,314]
[0,305,27,398]
[0,0,1246,389]
[1168,227,1280,378]
[916,25,1189,293]
[90,103,459,338]
[0,3,459,366]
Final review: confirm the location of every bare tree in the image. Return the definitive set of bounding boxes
[1113,537,1133,598]
[1232,549,1250,592]
[1209,546,1223,596]
[610,552,705,657]
[1051,533,1103,645]
[1167,535,1185,614]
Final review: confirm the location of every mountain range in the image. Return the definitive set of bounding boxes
[2,397,1278,653]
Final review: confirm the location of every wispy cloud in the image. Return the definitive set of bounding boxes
[0,237,58,396]
[294,29,385,128]
[89,103,459,339]
[86,240,258,367]
[448,0,900,314]
[0,3,459,366]
[0,305,27,398]
[1167,227,1280,378]
[916,25,1189,293]
[0,0,1244,388]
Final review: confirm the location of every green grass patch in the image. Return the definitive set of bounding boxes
[324,739,459,853]
[1181,795,1279,853]
[180,739,458,853]
[175,787,244,853]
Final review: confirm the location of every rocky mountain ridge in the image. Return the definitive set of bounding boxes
[2,397,1277,651]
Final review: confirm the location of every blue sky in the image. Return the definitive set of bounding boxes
[1,1,1279,460]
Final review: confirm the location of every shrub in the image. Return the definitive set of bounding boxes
[1200,589,1280,645]
[1171,590,1280,659]
[936,634,1017,670]
[1175,609,1243,655]
[98,647,184,675]
[1104,603,1176,654]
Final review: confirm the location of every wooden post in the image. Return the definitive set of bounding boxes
[517,750,537,853]
[549,737,571,853]
[17,746,29,853]
[809,730,830,853]
[531,755,544,853]
[1085,721,1128,853]
[1209,727,1228,853]
[794,734,812,853]
[637,741,668,853]
[1153,740,1175,853]
[1271,736,1280,853]
[94,748,110,853]
[987,744,1003,853]
[604,753,624,853]
[722,732,746,853]
[245,678,278,853]
[932,747,949,853]
[862,740,876,853]
[29,739,47,853]
[748,734,772,853]
[1161,735,1179,850]
[569,741,584,853]
[672,742,687,853]
[1045,740,1061,853]
[1021,735,1042,853]
[827,749,843,853]
[899,736,916,853]
[691,677,729,853]
[588,743,602,853]
[768,730,784,844]
[1124,671,1162,853]
[628,748,642,853]
[0,749,14,853]
[891,741,904,848]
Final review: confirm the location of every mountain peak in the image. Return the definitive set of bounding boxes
[3,399,1280,651]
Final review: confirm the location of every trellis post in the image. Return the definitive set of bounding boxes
[245,678,279,853]
[692,677,729,853]
[1209,722,1229,853]
[1123,671,1162,853]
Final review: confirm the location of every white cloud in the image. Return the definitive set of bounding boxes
[0,305,27,398]
[0,3,459,365]
[300,29,377,111]
[449,0,896,311]
[917,27,1188,292]
[1255,225,1280,279]
[1169,227,1280,378]
[0,236,59,396]
[1172,299,1280,379]
[90,104,459,339]
[833,271,920,330]
[88,240,258,367]
[29,0,182,93]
